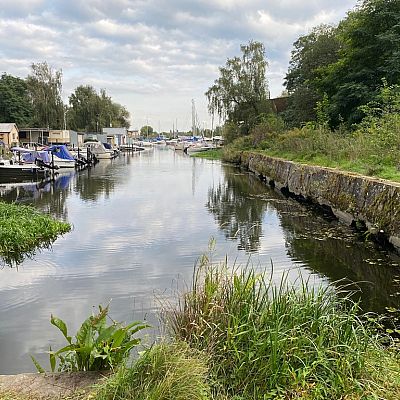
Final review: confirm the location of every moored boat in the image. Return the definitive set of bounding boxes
[0,159,49,181]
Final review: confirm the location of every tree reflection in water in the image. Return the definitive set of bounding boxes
[207,167,270,252]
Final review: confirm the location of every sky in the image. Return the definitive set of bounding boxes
[0,0,356,132]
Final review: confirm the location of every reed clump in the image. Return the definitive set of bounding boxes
[165,261,400,399]
[0,201,71,265]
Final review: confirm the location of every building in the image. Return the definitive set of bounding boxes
[0,123,19,148]
[18,128,49,146]
[48,130,84,147]
[102,127,127,146]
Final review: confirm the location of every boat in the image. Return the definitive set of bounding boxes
[0,158,49,181]
[47,145,77,168]
[185,142,213,154]
[11,145,76,169]
[81,140,114,160]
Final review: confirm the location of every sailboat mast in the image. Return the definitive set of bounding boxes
[192,99,196,137]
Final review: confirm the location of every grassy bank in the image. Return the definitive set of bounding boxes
[0,201,71,265]
[221,124,400,182]
[190,148,223,160]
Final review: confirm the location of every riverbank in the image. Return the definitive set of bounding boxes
[0,201,71,266]
[220,149,400,253]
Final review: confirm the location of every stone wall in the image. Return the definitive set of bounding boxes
[236,152,400,251]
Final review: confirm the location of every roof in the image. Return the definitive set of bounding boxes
[0,123,18,133]
[103,127,127,136]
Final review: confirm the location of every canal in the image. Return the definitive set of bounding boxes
[0,147,399,374]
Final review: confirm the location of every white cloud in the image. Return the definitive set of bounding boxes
[0,0,356,130]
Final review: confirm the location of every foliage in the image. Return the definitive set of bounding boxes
[319,0,400,126]
[284,25,340,127]
[32,305,148,372]
[68,85,130,132]
[0,201,70,266]
[94,341,210,400]
[140,125,154,136]
[26,62,64,129]
[165,259,400,399]
[0,73,33,125]
[205,40,270,134]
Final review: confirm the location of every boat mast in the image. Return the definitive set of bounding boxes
[192,99,196,137]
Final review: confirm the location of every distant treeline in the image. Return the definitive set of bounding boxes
[0,62,130,131]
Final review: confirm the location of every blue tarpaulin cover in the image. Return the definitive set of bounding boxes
[48,145,75,161]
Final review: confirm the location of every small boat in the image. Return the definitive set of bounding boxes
[185,142,213,154]
[0,158,49,181]
[47,145,77,168]
[81,141,114,159]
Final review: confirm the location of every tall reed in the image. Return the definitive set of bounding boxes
[165,260,397,399]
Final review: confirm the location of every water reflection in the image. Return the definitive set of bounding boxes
[0,150,399,374]
[207,164,400,313]
[207,169,268,252]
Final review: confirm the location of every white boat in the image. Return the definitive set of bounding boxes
[185,142,214,154]
[81,141,114,159]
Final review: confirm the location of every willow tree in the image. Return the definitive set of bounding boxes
[26,62,64,129]
[205,40,270,136]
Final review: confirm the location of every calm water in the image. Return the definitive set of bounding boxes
[0,148,399,374]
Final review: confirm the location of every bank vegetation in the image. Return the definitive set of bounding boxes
[0,201,71,265]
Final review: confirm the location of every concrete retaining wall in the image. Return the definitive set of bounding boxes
[236,152,400,251]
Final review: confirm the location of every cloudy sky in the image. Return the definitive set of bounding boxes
[0,0,356,132]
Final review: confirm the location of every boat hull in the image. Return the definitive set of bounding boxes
[0,163,48,181]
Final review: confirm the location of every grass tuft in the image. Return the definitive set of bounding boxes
[0,201,71,265]
[93,341,210,400]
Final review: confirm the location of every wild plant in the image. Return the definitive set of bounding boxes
[32,304,149,372]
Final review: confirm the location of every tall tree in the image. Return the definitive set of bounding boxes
[205,40,270,135]
[0,73,33,125]
[26,62,64,128]
[68,85,130,131]
[284,25,340,127]
[320,0,400,126]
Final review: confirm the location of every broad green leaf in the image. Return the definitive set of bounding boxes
[51,315,72,344]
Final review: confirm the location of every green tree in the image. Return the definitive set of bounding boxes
[26,62,64,128]
[284,25,340,127]
[140,125,153,136]
[68,86,130,131]
[0,73,33,125]
[205,40,270,136]
[320,0,400,126]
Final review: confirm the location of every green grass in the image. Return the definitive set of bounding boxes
[0,201,71,265]
[222,125,400,182]
[190,149,223,160]
[164,260,400,399]
[93,342,210,400]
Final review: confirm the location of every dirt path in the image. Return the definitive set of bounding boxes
[0,372,107,399]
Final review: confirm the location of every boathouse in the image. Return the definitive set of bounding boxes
[0,123,19,148]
